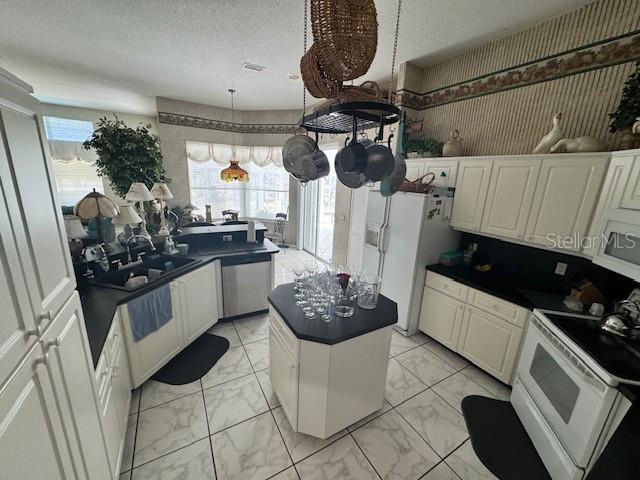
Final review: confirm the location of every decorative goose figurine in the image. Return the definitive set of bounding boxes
[533,112,564,154]
[633,117,640,135]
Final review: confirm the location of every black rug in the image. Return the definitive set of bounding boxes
[461,395,551,480]
[152,332,230,385]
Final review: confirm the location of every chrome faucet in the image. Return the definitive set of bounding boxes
[126,235,157,264]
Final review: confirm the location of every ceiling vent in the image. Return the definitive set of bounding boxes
[241,62,266,73]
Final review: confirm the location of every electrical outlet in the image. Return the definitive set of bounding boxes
[555,262,567,276]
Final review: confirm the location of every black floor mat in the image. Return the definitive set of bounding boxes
[461,395,551,480]
[152,332,229,385]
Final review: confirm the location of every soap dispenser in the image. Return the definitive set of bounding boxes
[247,220,256,243]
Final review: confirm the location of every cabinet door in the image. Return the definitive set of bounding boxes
[42,293,111,479]
[450,159,493,231]
[179,263,219,344]
[457,306,523,384]
[0,137,37,384]
[480,158,541,240]
[524,156,607,251]
[424,159,458,188]
[404,159,425,181]
[0,343,77,479]
[270,326,299,430]
[108,312,132,423]
[119,284,184,388]
[620,153,640,209]
[418,287,465,351]
[0,86,75,322]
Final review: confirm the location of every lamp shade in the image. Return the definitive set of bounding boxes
[112,205,143,226]
[73,189,120,219]
[125,182,154,202]
[63,215,87,239]
[150,182,174,200]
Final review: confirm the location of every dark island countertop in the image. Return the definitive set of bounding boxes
[268,283,398,344]
[82,239,279,368]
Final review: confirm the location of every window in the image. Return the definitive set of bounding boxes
[43,116,93,141]
[188,160,290,220]
[51,160,104,206]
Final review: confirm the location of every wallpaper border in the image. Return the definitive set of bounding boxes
[158,111,298,134]
[397,31,640,110]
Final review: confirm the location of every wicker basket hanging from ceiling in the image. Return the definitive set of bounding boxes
[300,43,341,98]
[310,0,378,81]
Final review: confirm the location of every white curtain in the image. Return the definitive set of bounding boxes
[48,140,98,163]
[186,141,283,167]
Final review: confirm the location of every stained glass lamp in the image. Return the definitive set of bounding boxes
[220,160,250,182]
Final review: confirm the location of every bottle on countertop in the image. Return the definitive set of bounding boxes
[463,242,478,266]
[205,204,212,223]
[247,220,256,243]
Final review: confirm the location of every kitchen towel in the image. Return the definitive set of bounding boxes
[127,284,172,342]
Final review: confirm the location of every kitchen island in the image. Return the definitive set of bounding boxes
[268,283,398,439]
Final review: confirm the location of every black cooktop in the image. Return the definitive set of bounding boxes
[544,312,640,383]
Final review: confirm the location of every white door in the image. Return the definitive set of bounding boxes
[0,136,38,384]
[42,293,111,479]
[0,343,77,479]
[269,326,299,430]
[620,153,640,209]
[457,306,523,384]
[450,159,493,231]
[524,156,607,251]
[0,86,76,322]
[418,287,465,351]
[179,263,219,344]
[480,158,541,240]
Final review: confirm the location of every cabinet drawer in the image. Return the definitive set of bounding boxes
[269,309,299,359]
[467,288,528,328]
[94,351,110,405]
[425,271,468,302]
[106,314,122,360]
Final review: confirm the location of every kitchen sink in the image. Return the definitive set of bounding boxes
[88,254,200,292]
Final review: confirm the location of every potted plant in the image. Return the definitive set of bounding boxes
[405,137,443,158]
[609,61,640,149]
[83,116,167,197]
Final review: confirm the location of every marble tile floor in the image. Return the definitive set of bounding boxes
[120,299,510,479]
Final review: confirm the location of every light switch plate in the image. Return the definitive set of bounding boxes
[555,262,567,276]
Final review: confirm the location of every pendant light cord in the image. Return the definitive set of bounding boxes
[388,0,402,103]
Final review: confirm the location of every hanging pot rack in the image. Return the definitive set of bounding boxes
[298,100,400,135]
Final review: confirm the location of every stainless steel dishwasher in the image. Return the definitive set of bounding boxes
[221,253,272,318]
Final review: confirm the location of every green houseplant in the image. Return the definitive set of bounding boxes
[83,116,167,197]
[609,61,640,148]
[405,137,443,157]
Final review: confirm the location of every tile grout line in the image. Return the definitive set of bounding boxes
[198,378,219,480]
[349,432,384,480]
[125,389,141,475]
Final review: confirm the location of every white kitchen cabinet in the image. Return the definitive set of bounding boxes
[270,325,300,430]
[177,262,219,344]
[120,282,184,388]
[457,306,523,384]
[480,157,541,240]
[0,343,77,480]
[450,158,493,231]
[524,156,607,251]
[418,287,465,351]
[405,159,425,181]
[0,80,76,324]
[619,151,640,209]
[404,158,458,187]
[42,293,111,479]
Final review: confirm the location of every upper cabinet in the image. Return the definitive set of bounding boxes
[620,151,640,210]
[481,158,541,240]
[523,156,607,251]
[450,158,493,231]
[0,78,76,324]
[404,158,458,188]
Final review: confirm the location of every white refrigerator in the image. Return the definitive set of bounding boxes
[361,190,460,335]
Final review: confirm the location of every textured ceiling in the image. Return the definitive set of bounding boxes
[0,0,590,114]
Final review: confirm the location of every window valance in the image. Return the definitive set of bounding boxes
[186,141,283,167]
[48,140,98,164]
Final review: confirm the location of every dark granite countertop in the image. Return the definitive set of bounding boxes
[82,239,279,368]
[268,283,398,344]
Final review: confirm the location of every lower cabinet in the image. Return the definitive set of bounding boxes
[457,306,524,383]
[177,262,219,344]
[419,272,527,384]
[269,325,299,430]
[0,342,77,479]
[418,287,464,351]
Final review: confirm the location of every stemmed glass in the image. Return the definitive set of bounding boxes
[292,264,305,298]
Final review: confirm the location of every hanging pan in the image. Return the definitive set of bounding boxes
[283,129,319,181]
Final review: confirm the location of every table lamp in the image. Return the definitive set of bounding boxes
[73,189,119,243]
[125,182,154,239]
[150,182,174,237]
[63,214,87,257]
[112,204,143,244]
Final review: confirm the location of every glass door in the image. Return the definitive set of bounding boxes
[301,148,338,263]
